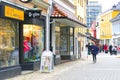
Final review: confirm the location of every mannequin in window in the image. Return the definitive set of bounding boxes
[31,33,37,57]
[23,36,30,59]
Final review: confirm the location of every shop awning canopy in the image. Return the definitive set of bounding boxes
[78,32,86,37]
[87,36,99,42]
[50,3,87,27]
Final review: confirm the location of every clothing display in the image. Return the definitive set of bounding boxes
[23,25,44,62]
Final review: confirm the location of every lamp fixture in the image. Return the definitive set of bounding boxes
[19,0,32,3]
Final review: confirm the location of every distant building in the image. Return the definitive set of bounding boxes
[86,0,101,28]
[110,13,120,46]
[90,20,96,38]
[100,1,120,45]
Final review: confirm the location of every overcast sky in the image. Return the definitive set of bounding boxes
[98,0,120,12]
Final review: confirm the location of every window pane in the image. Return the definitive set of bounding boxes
[0,18,19,68]
[55,27,60,55]
[23,25,44,62]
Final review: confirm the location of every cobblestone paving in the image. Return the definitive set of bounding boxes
[43,53,120,80]
[6,53,120,80]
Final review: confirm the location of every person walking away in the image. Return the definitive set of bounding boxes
[102,44,104,52]
[109,45,113,55]
[91,43,99,63]
[104,44,108,54]
[112,46,117,55]
[87,43,92,55]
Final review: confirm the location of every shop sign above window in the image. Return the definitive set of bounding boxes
[4,6,24,21]
[26,10,42,18]
[19,0,32,3]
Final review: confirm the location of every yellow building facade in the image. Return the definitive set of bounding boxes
[72,0,88,54]
[71,0,87,33]
[100,10,120,40]
[73,0,88,35]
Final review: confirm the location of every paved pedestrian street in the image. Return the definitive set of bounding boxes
[6,53,120,80]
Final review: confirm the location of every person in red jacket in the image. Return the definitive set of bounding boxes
[104,44,108,53]
[23,36,30,59]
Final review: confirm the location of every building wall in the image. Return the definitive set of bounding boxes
[86,0,101,28]
[8,0,49,14]
[100,10,120,39]
[53,0,75,14]
[73,0,87,24]
[73,0,88,59]
[111,18,120,46]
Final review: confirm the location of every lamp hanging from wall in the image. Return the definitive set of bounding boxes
[19,0,32,3]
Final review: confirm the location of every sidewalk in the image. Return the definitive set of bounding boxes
[6,52,120,80]
[6,58,88,80]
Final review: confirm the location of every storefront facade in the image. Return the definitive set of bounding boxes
[12,0,49,71]
[20,11,46,71]
[54,26,74,60]
[0,1,24,79]
[0,0,49,79]
[50,2,87,65]
[51,19,86,65]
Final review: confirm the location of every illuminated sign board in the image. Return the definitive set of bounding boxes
[4,6,24,20]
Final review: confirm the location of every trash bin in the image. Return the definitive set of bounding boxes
[40,50,54,72]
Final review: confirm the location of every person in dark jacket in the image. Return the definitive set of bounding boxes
[109,45,113,55]
[87,43,92,55]
[91,43,99,63]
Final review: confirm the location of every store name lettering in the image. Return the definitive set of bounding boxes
[5,6,24,20]
[28,12,40,18]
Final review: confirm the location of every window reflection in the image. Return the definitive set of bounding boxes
[0,19,19,68]
[55,27,60,54]
[23,25,44,62]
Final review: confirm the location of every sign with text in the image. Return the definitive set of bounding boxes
[5,6,24,21]
[26,10,41,18]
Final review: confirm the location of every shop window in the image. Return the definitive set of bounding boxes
[55,27,60,55]
[0,18,19,68]
[60,27,69,54]
[70,28,74,52]
[23,25,44,62]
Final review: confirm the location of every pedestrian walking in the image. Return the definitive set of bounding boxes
[109,45,113,55]
[87,43,92,55]
[91,42,99,63]
[104,44,108,54]
[102,44,104,52]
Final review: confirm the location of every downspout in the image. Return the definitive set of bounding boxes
[46,0,53,51]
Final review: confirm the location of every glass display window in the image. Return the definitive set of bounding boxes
[0,18,19,68]
[55,27,60,55]
[60,27,69,52]
[23,24,44,62]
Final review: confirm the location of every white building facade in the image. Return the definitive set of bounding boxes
[110,13,120,46]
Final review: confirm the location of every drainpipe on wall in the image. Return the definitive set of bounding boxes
[46,0,53,51]
[46,14,50,51]
[40,0,54,72]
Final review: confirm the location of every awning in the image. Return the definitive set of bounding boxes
[87,36,99,42]
[78,32,86,37]
[50,3,87,27]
